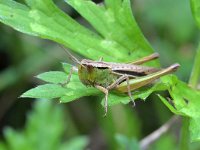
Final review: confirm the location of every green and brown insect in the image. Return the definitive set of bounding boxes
[62,47,180,116]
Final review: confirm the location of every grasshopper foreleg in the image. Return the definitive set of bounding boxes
[60,66,77,87]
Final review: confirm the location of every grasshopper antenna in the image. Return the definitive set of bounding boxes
[59,45,81,65]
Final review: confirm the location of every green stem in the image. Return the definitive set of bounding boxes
[180,117,190,150]
[189,43,200,88]
[180,43,200,150]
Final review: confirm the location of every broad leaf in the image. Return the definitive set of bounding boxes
[159,75,200,142]
[36,71,69,84]
[66,0,157,64]
[21,84,67,99]
[0,0,157,63]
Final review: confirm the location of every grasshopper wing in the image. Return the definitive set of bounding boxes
[111,64,160,76]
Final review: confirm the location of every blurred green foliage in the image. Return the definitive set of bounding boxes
[191,0,200,29]
[0,100,88,150]
[115,134,140,150]
[136,0,198,81]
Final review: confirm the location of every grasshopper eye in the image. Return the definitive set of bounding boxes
[97,67,107,69]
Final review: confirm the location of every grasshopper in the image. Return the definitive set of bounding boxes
[62,47,180,116]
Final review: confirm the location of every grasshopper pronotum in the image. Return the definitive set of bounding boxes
[62,47,180,116]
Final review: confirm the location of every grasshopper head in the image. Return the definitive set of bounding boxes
[77,62,96,87]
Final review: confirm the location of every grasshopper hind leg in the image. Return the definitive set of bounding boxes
[129,53,159,65]
[108,74,135,106]
[95,75,136,117]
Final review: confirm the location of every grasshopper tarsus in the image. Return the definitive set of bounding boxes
[103,112,108,118]
[99,57,103,61]
[117,74,135,107]
[125,75,133,100]
[131,101,136,108]
[168,63,180,71]
[151,52,159,58]
[59,82,67,87]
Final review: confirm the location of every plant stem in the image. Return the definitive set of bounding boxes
[140,116,179,150]
[189,43,200,88]
[180,117,190,150]
[180,43,200,150]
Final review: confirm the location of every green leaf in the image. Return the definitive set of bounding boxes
[1,100,89,150]
[0,0,103,60]
[106,94,130,106]
[0,0,37,36]
[36,71,68,84]
[115,134,140,150]
[20,63,98,103]
[66,0,157,64]
[3,100,65,150]
[134,82,168,100]
[0,142,7,150]
[21,84,67,99]
[149,133,178,150]
[0,0,158,63]
[25,100,65,150]
[159,75,200,142]
[60,87,99,103]
[3,128,29,150]
[105,82,167,106]
[190,0,200,28]
[59,136,88,150]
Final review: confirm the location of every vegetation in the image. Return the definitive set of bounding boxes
[0,0,200,149]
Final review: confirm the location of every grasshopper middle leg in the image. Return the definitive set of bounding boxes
[96,75,135,116]
[108,75,135,106]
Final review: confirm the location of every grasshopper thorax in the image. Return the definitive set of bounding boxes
[80,59,109,68]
